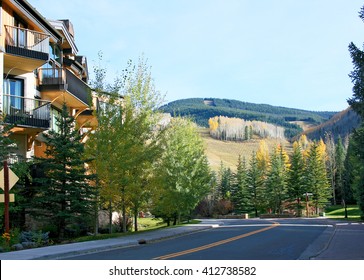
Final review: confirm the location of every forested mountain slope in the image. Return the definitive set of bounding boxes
[160,98,336,139]
[303,107,361,141]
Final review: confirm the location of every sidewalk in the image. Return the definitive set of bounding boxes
[313,222,364,260]
[0,222,220,260]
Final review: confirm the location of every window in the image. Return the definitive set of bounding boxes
[4,78,24,110]
[14,15,27,48]
[49,42,62,65]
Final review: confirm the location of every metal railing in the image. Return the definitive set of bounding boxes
[5,25,50,53]
[3,95,51,129]
[38,68,91,105]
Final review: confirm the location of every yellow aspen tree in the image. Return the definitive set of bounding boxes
[256,140,270,171]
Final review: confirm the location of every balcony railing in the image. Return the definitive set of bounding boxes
[5,25,49,60]
[38,68,91,106]
[3,95,51,129]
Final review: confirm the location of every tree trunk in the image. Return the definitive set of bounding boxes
[108,199,112,234]
[134,210,138,232]
[94,202,99,235]
[122,186,127,232]
[122,203,127,232]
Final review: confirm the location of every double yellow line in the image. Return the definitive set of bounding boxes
[154,222,280,260]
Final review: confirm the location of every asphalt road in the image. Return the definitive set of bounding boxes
[64,219,333,260]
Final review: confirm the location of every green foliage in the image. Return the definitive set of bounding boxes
[265,146,289,214]
[287,142,306,216]
[231,155,251,213]
[305,142,331,213]
[160,98,336,139]
[247,152,265,217]
[0,114,16,165]
[87,56,165,232]
[304,108,360,142]
[31,104,97,239]
[346,5,364,219]
[153,118,211,224]
[346,126,364,219]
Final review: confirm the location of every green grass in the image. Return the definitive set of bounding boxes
[324,205,362,221]
[70,218,200,243]
[71,218,167,243]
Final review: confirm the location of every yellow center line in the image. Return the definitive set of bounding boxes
[153,222,280,260]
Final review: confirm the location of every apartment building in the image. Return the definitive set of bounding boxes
[0,0,96,161]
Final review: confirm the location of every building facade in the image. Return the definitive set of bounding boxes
[0,0,96,162]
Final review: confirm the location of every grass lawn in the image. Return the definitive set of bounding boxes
[71,218,201,243]
[72,218,166,243]
[325,205,362,221]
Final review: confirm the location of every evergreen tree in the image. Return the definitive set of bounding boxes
[0,114,16,164]
[219,165,233,200]
[348,5,364,119]
[231,155,251,213]
[305,142,331,214]
[32,104,96,239]
[266,145,289,214]
[347,128,364,219]
[348,5,364,219]
[247,152,264,217]
[287,141,306,216]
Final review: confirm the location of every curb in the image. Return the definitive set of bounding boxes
[297,224,336,260]
[1,225,217,260]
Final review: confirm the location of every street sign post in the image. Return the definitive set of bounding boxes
[1,161,19,234]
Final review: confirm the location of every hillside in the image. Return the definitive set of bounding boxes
[199,128,292,171]
[303,107,361,141]
[161,98,336,139]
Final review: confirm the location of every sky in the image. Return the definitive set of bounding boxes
[30,0,364,111]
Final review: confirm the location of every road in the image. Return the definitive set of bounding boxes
[64,219,333,260]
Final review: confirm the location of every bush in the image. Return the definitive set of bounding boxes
[20,230,49,246]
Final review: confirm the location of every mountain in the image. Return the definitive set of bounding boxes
[160,98,337,139]
[302,107,361,141]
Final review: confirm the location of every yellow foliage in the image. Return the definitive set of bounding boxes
[274,144,290,169]
[317,138,327,160]
[208,117,219,131]
[256,140,270,170]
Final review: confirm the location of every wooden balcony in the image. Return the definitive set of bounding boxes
[4,25,50,74]
[3,95,51,129]
[38,68,91,109]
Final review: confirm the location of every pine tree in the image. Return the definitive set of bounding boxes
[0,114,15,164]
[231,155,251,213]
[348,6,364,119]
[219,166,233,200]
[288,141,306,216]
[266,145,289,214]
[348,5,364,219]
[346,128,364,219]
[305,142,331,214]
[247,152,265,217]
[32,103,96,239]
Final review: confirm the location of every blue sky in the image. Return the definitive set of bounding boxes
[31,0,364,111]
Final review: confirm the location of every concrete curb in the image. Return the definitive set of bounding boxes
[0,225,218,260]
[297,224,336,260]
